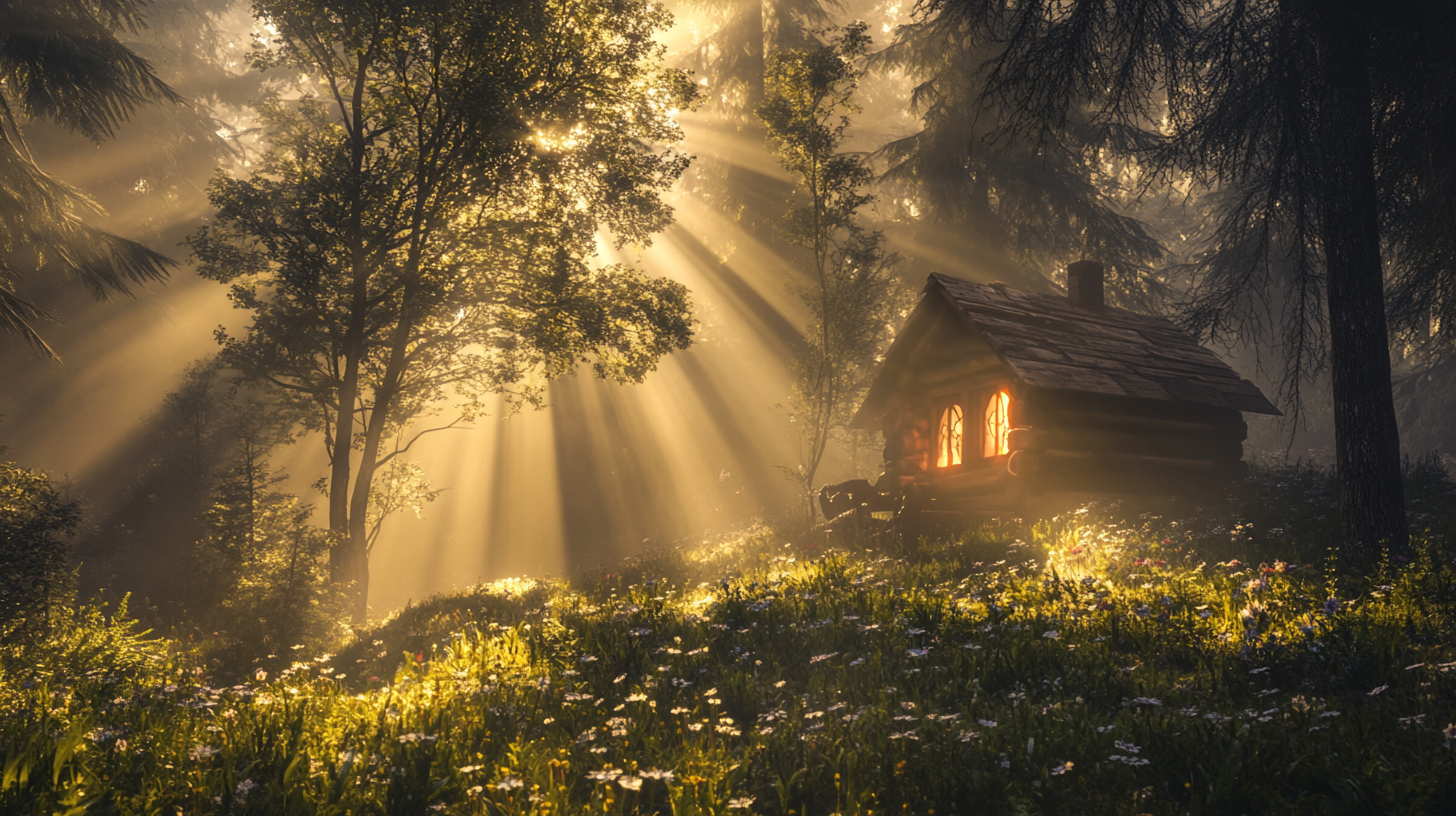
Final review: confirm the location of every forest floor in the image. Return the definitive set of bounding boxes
[3,461,1456,815]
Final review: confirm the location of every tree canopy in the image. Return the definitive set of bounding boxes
[189,0,698,622]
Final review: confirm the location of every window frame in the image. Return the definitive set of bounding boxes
[931,393,966,471]
[980,386,1013,460]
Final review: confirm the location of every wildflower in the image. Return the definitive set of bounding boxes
[254,669,267,681]
[1050,761,1073,775]
[850,657,866,666]
[728,796,756,809]
[494,775,525,791]
[1113,740,1141,754]
[1443,724,1456,741]
[235,779,258,798]
[1368,685,1389,696]
[1108,754,1150,766]
[579,655,598,663]
[1127,697,1162,706]
[626,693,647,702]
[459,765,483,773]
[1042,630,1059,639]
[1323,597,1342,615]
[190,745,219,761]
[688,723,704,732]
[810,653,839,664]
[977,719,997,728]
[906,648,930,658]
[617,776,643,791]
[586,769,622,781]
[639,768,674,780]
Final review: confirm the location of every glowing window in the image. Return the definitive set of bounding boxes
[983,390,1011,457]
[937,404,963,468]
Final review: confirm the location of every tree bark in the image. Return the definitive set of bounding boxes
[740,0,765,111]
[329,49,375,618]
[1314,2,1408,559]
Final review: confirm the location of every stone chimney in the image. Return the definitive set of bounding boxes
[1067,259,1104,308]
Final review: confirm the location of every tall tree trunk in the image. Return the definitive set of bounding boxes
[740,0,765,111]
[1315,3,1408,560]
[329,54,374,611]
[347,432,380,625]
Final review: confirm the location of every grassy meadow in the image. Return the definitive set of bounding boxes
[3,462,1456,815]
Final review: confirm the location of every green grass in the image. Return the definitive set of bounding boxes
[4,464,1456,815]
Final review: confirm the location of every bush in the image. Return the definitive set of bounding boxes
[0,462,81,635]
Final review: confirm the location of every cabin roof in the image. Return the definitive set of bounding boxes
[851,273,1281,428]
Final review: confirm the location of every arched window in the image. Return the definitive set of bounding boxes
[937,404,963,468]
[983,390,1011,457]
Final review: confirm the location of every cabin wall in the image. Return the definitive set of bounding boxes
[1006,389,1247,496]
[879,380,1249,510]
[880,359,1020,491]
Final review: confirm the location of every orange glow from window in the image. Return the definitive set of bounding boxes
[983,390,1011,457]
[937,404,963,467]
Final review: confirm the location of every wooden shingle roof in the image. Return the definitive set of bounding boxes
[853,274,1280,426]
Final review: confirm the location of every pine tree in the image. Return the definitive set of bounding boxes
[874,9,1167,307]
[917,0,1455,558]
[0,0,181,357]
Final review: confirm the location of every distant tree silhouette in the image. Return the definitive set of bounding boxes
[874,9,1167,307]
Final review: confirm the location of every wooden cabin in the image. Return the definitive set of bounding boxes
[824,261,1280,525]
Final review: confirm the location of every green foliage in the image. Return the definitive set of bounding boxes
[193,449,340,671]
[758,23,910,511]
[0,0,180,357]
[4,464,1456,814]
[0,462,81,635]
[875,8,1167,306]
[188,0,699,621]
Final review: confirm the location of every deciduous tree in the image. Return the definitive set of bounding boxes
[759,23,908,521]
[189,0,697,622]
